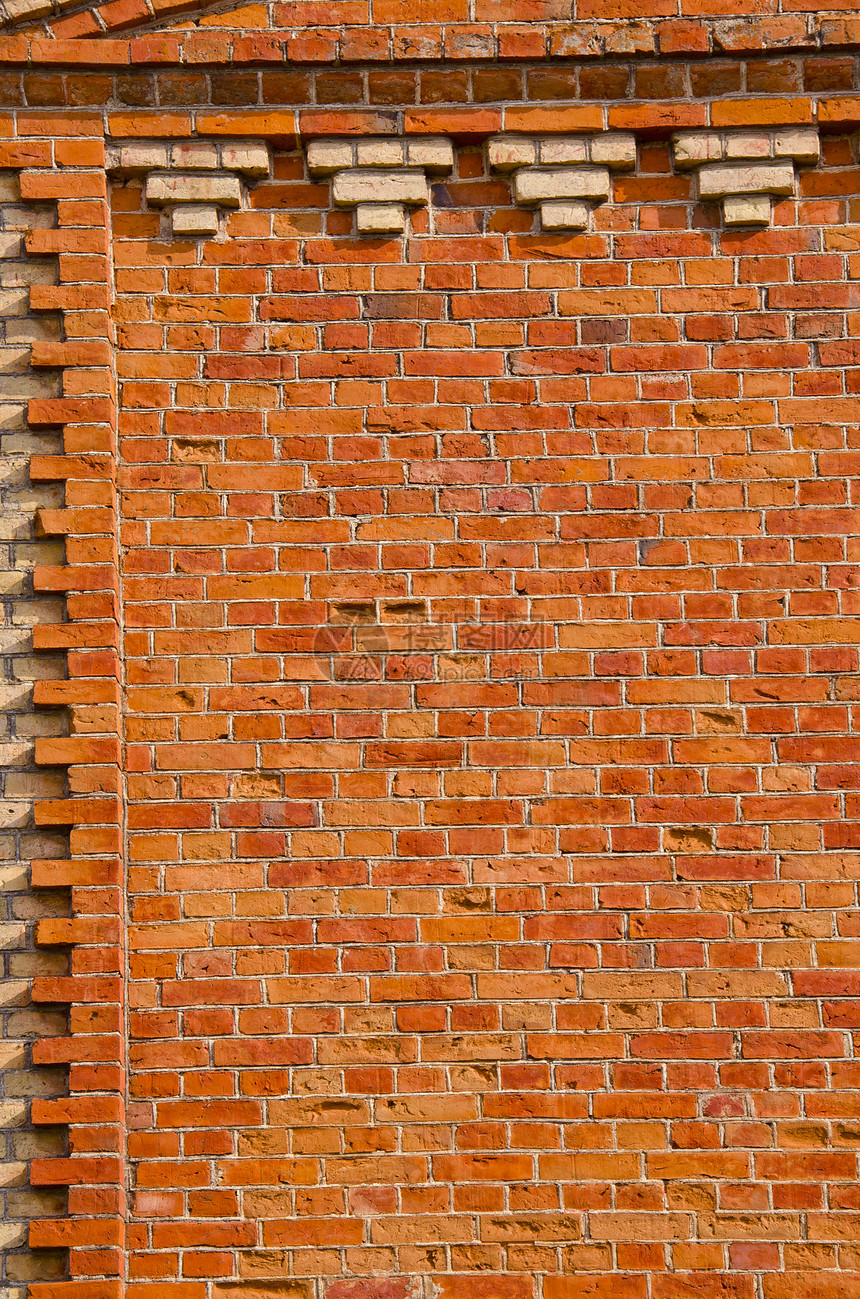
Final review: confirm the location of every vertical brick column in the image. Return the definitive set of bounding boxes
[7,114,126,1299]
[0,128,69,1299]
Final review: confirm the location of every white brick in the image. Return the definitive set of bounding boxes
[1,0,51,19]
[219,141,272,177]
[333,169,429,208]
[540,199,591,230]
[514,166,611,206]
[697,162,795,199]
[356,203,407,234]
[487,136,537,172]
[724,131,771,160]
[723,194,772,226]
[113,142,169,174]
[307,140,355,175]
[774,128,820,165]
[356,139,405,168]
[170,141,219,171]
[171,205,220,237]
[405,137,455,173]
[590,132,637,170]
[672,131,723,169]
[145,173,243,208]
[539,137,588,166]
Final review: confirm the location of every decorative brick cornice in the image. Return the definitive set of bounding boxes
[488,132,636,230]
[671,127,821,226]
[307,135,454,234]
[106,137,272,237]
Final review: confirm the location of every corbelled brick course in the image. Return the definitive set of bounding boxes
[0,5,860,1299]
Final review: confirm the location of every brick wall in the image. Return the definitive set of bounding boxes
[0,172,69,1299]
[1,13,860,1299]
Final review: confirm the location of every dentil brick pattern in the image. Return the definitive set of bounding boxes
[1,9,860,1299]
[0,171,69,1299]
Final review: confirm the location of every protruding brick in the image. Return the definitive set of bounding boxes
[105,142,170,174]
[697,161,795,198]
[774,126,820,164]
[169,141,219,170]
[356,202,407,233]
[355,139,405,168]
[488,136,538,171]
[144,173,243,207]
[514,165,611,205]
[405,137,455,173]
[218,140,272,177]
[540,137,589,166]
[672,131,724,168]
[723,193,772,225]
[332,168,429,208]
[541,199,591,230]
[307,139,355,175]
[171,204,220,236]
[724,130,771,159]
[590,132,637,168]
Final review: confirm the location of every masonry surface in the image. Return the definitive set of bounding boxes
[1,3,860,1299]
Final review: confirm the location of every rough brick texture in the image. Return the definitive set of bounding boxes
[2,7,860,1299]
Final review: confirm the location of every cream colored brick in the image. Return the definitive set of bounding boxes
[219,141,272,178]
[725,131,771,160]
[9,952,65,977]
[171,205,220,237]
[1,0,51,18]
[5,318,62,345]
[0,924,26,948]
[170,141,219,171]
[697,161,795,199]
[487,136,537,171]
[540,199,591,230]
[356,139,405,168]
[0,1221,27,1248]
[405,137,454,173]
[2,262,56,288]
[590,132,637,169]
[0,375,60,400]
[774,127,820,165]
[0,865,29,892]
[333,169,429,208]
[114,142,169,174]
[3,206,53,230]
[0,348,30,374]
[514,166,611,206]
[0,573,24,597]
[145,173,243,208]
[5,773,63,800]
[0,1160,26,1188]
[307,139,355,175]
[356,203,407,234]
[723,194,772,226]
[539,137,588,166]
[672,131,723,169]
[0,291,28,318]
